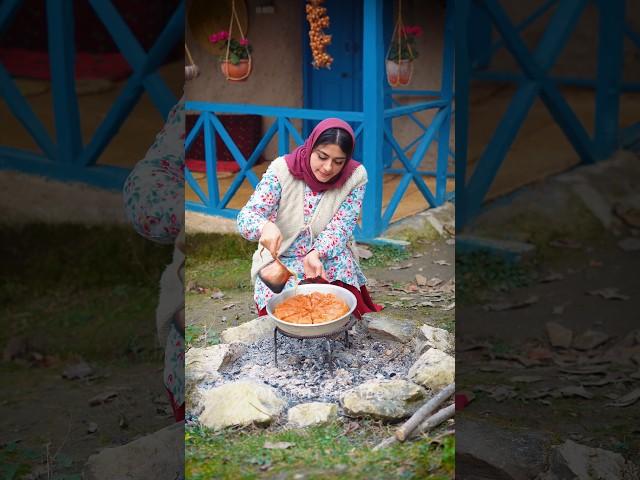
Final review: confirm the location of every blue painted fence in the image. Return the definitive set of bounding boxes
[457,0,635,229]
[0,0,182,190]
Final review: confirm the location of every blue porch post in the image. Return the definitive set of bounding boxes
[361,0,385,239]
[47,0,82,164]
[435,0,454,205]
[455,0,471,230]
[594,0,624,160]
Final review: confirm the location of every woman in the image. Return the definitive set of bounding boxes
[123,97,185,422]
[237,118,382,319]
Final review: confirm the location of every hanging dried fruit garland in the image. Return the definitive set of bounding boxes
[305,0,333,69]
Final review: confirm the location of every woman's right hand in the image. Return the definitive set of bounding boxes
[259,221,282,258]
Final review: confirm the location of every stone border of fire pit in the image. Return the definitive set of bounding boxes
[186,312,455,433]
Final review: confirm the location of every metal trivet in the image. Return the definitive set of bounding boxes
[273,315,357,374]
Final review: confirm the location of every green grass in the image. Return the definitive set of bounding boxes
[360,245,411,269]
[185,233,254,291]
[0,223,172,361]
[186,422,454,479]
[456,251,533,305]
[185,323,220,349]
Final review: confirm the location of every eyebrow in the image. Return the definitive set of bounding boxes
[317,149,346,161]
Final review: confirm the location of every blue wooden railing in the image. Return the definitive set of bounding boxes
[0,0,182,190]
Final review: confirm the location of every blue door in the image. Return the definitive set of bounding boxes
[302,0,393,159]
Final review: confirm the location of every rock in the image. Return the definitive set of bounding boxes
[419,324,453,353]
[199,381,285,430]
[571,183,616,231]
[572,330,609,350]
[220,316,275,345]
[287,402,338,428]
[185,343,244,385]
[363,313,417,343]
[341,379,427,421]
[83,423,183,480]
[545,322,573,348]
[62,361,94,380]
[549,440,640,479]
[408,349,454,390]
[457,419,551,480]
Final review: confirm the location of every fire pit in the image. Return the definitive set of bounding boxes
[266,284,358,373]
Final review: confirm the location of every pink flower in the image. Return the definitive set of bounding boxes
[239,37,249,47]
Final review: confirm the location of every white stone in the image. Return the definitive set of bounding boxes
[186,343,244,385]
[363,313,417,343]
[550,440,639,479]
[408,348,454,390]
[83,423,183,480]
[220,316,275,345]
[199,381,285,430]
[419,324,453,353]
[341,379,427,421]
[287,402,338,428]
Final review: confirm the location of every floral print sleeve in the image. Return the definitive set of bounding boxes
[313,184,366,259]
[236,167,282,241]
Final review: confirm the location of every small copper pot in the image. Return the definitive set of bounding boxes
[258,257,296,293]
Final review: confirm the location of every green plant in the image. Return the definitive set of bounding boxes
[209,30,252,65]
[388,25,422,62]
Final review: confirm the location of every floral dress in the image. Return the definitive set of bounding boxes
[237,164,367,310]
[123,99,185,245]
[122,98,185,417]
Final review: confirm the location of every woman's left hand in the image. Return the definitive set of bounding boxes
[303,250,327,280]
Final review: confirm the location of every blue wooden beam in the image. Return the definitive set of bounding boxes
[384,100,448,118]
[203,113,220,207]
[0,146,129,190]
[472,70,640,92]
[360,0,385,240]
[219,119,279,210]
[594,0,625,159]
[464,0,593,222]
[209,114,260,187]
[0,64,57,160]
[47,0,82,164]
[185,167,209,206]
[186,102,365,122]
[436,0,455,205]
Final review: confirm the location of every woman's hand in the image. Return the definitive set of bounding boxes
[303,249,326,280]
[259,221,282,258]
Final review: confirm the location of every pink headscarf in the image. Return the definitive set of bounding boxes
[284,118,361,193]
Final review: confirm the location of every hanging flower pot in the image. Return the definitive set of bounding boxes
[220,59,252,81]
[208,0,253,82]
[385,0,422,87]
[386,59,413,87]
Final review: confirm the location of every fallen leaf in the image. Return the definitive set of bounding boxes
[558,386,593,399]
[62,361,94,380]
[355,245,373,259]
[210,291,225,300]
[427,277,443,287]
[483,296,539,312]
[605,388,640,407]
[343,421,360,435]
[549,238,582,249]
[587,288,629,301]
[572,330,610,351]
[412,253,424,258]
[540,272,564,283]
[589,260,603,267]
[527,347,553,361]
[87,422,98,434]
[617,237,640,252]
[88,391,118,406]
[222,303,236,310]
[264,441,295,450]
[415,274,427,286]
[442,302,455,311]
[546,322,573,349]
[389,263,413,271]
[552,304,567,315]
[433,259,451,266]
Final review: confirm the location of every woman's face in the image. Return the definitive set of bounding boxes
[310,143,347,182]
